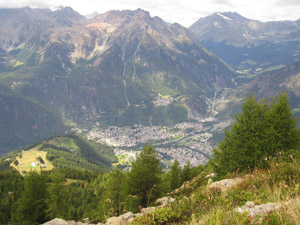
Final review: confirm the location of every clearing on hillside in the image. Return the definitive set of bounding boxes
[10,147,54,175]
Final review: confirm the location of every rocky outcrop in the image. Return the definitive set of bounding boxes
[43,195,177,225]
[208,175,253,192]
[42,218,104,225]
[106,212,134,225]
[155,196,175,207]
[235,199,300,224]
[236,201,280,219]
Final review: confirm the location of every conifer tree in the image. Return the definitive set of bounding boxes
[46,170,67,219]
[12,172,47,225]
[181,161,193,183]
[169,160,182,190]
[212,93,299,178]
[102,169,125,216]
[126,144,162,207]
[264,93,299,158]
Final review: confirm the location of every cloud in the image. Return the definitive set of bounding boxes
[276,0,300,6]
[0,0,299,26]
[0,0,54,8]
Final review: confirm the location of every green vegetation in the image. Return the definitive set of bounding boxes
[10,149,54,174]
[37,134,117,172]
[0,144,201,224]
[1,93,300,224]
[12,172,48,225]
[0,134,117,173]
[211,93,299,178]
[126,145,162,207]
[0,92,67,155]
[133,151,300,224]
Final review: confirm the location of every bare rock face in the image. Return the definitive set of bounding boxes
[208,175,253,192]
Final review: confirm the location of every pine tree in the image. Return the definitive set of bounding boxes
[212,93,299,178]
[126,144,162,207]
[102,169,125,216]
[46,170,67,219]
[12,172,47,225]
[181,161,193,183]
[169,160,182,190]
[264,93,299,158]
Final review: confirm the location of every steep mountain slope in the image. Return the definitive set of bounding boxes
[0,86,66,155]
[216,61,300,118]
[190,12,300,74]
[0,7,236,153]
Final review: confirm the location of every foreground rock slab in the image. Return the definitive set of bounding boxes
[155,196,175,207]
[42,218,104,225]
[236,201,280,218]
[106,212,134,225]
[208,175,253,192]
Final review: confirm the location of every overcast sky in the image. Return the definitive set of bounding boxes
[0,0,299,27]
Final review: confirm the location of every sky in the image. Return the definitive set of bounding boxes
[0,0,299,27]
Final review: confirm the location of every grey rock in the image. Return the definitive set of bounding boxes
[208,175,253,192]
[82,218,90,224]
[106,212,134,225]
[133,213,144,218]
[42,218,96,225]
[43,218,70,225]
[121,212,134,220]
[155,196,175,207]
[236,201,280,223]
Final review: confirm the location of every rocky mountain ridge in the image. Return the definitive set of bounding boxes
[0,7,235,154]
[190,12,300,74]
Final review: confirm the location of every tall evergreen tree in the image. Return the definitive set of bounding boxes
[102,169,125,216]
[212,93,299,178]
[46,170,67,219]
[264,93,299,158]
[181,161,193,183]
[126,144,162,207]
[12,172,48,225]
[169,160,182,190]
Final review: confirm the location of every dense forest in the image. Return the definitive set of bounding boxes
[0,144,202,225]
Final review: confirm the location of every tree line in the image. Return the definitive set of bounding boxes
[0,145,201,225]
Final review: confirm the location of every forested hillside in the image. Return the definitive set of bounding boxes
[1,93,300,225]
[0,134,117,173]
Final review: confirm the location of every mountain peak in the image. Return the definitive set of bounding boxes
[51,6,85,21]
[94,8,151,24]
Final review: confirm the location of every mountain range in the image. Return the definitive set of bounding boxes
[0,7,235,154]
[1,7,300,155]
[190,12,300,75]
